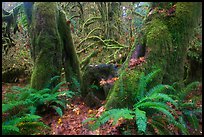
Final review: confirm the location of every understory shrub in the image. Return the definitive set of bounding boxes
[2,76,75,135]
[83,70,196,135]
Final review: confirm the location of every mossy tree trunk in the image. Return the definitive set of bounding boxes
[58,11,82,92]
[30,2,81,91]
[30,2,62,90]
[105,2,202,109]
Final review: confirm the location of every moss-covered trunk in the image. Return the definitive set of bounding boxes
[58,11,82,92]
[30,2,62,90]
[105,2,202,109]
[30,2,81,91]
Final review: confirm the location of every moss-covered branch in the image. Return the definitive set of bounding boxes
[80,50,99,71]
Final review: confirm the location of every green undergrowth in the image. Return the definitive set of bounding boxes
[83,70,201,135]
[2,76,75,135]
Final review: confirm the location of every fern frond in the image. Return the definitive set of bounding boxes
[38,88,51,95]
[2,101,25,113]
[82,117,97,124]
[147,84,176,96]
[18,114,42,122]
[65,91,75,98]
[52,81,66,93]
[17,121,49,129]
[90,84,99,90]
[110,108,134,125]
[178,116,187,129]
[180,102,195,108]
[135,108,147,133]
[148,93,178,108]
[137,72,146,100]
[28,106,37,115]
[53,100,66,109]
[45,75,60,88]
[179,81,199,100]
[2,125,20,135]
[134,102,174,120]
[145,69,161,84]
[90,108,134,130]
[149,118,171,135]
[51,105,63,117]
[186,114,199,130]
[170,119,189,135]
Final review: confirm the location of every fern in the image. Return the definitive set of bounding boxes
[84,69,190,135]
[84,108,134,131]
[2,125,20,135]
[145,69,161,84]
[45,75,61,89]
[51,106,63,117]
[170,81,201,132]
[2,76,75,135]
[2,114,49,135]
[135,108,147,133]
[137,72,146,100]
[179,81,199,100]
[71,77,81,93]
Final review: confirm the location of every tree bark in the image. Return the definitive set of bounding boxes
[30,2,81,91]
[58,11,82,92]
[30,2,62,90]
[105,2,202,109]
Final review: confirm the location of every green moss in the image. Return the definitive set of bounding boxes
[58,11,82,92]
[105,69,141,109]
[162,2,202,86]
[30,3,62,90]
[105,2,202,109]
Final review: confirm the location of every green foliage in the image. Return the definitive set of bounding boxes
[2,114,49,135]
[84,70,188,134]
[90,84,99,90]
[135,69,161,101]
[83,108,134,131]
[135,108,147,133]
[2,76,75,135]
[71,76,81,93]
[171,81,201,132]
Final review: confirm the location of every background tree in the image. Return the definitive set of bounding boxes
[105,2,202,109]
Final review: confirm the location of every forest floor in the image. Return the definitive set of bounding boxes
[41,96,125,135]
[2,82,202,135]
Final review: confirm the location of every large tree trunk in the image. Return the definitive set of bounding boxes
[105,2,202,109]
[30,2,62,90]
[30,2,81,91]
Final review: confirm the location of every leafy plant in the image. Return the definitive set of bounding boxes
[83,108,134,131]
[2,114,49,135]
[83,69,188,135]
[171,81,201,133]
[2,76,75,135]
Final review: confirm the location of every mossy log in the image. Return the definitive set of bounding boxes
[81,64,118,107]
[105,2,202,109]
